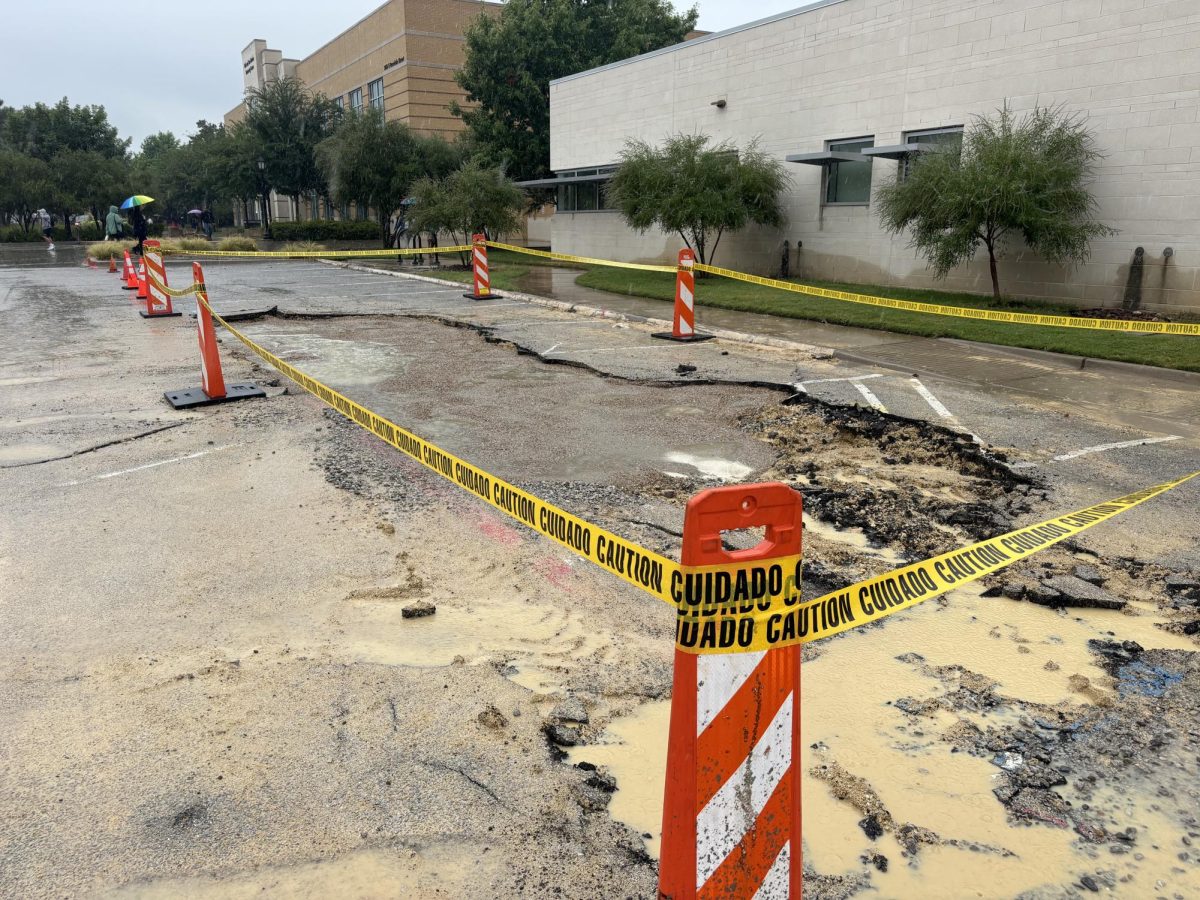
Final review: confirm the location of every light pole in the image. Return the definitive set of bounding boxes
[256,158,272,240]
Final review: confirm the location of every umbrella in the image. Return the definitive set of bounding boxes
[120,195,154,210]
[187,208,203,216]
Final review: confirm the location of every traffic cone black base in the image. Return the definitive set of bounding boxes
[164,383,266,410]
[651,332,714,343]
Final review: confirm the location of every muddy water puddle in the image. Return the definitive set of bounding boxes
[567,700,671,859]
[242,330,416,387]
[565,582,1197,896]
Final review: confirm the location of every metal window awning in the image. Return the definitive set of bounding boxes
[784,151,866,166]
[515,172,613,188]
[861,143,927,160]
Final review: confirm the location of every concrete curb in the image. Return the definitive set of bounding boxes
[325,260,835,360]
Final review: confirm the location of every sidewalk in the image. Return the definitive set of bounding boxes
[513,266,1200,438]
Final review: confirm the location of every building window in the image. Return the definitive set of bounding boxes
[902,126,963,178]
[349,88,363,113]
[554,167,616,212]
[368,78,384,112]
[824,137,874,205]
[334,95,344,110]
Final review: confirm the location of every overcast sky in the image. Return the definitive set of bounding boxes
[1,1,813,148]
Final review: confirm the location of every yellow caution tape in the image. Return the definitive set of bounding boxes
[174,274,1193,655]
[162,245,474,259]
[195,292,797,606]
[486,240,677,273]
[146,271,203,298]
[676,470,1199,653]
[695,262,1200,336]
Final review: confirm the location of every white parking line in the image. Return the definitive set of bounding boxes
[853,381,888,412]
[795,373,885,387]
[59,444,239,486]
[908,378,986,444]
[909,378,954,419]
[1052,435,1182,462]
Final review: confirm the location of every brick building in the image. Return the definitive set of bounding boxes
[224,0,500,226]
[547,0,1200,312]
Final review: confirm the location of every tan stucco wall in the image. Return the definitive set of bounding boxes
[549,0,1200,312]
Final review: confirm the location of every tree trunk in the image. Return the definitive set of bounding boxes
[986,239,1000,301]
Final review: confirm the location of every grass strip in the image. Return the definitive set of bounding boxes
[574,267,1200,373]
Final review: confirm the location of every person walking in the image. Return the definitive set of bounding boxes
[129,206,148,255]
[104,205,125,241]
[200,209,214,241]
[37,209,55,251]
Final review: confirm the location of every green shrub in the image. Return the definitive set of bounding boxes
[75,223,104,241]
[0,226,38,242]
[281,240,328,254]
[174,237,211,252]
[270,220,380,242]
[87,240,136,260]
[218,236,259,252]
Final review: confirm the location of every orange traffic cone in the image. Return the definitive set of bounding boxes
[652,248,713,343]
[164,262,265,410]
[136,259,149,303]
[108,255,117,274]
[660,483,804,900]
[140,240,181,319]
[462,234,498,300]
[122,250,137,290]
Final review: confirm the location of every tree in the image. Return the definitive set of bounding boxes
[453,0,697,181]
[317,110,435,246]
[185,121,232,215]
[409,160,525,263]
[606,134,789,265]
[214,122,266,228]
[1,98,128,162]
[245,77,340,225]
[132,131,190,222]
[0,150,54,233]
[2,98,130,237]
[875,104,1117,300]
[53,150,130,230]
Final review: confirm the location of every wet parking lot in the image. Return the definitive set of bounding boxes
[2,246,1198,897]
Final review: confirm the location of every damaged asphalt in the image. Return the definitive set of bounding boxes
[1,246,1198,898]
